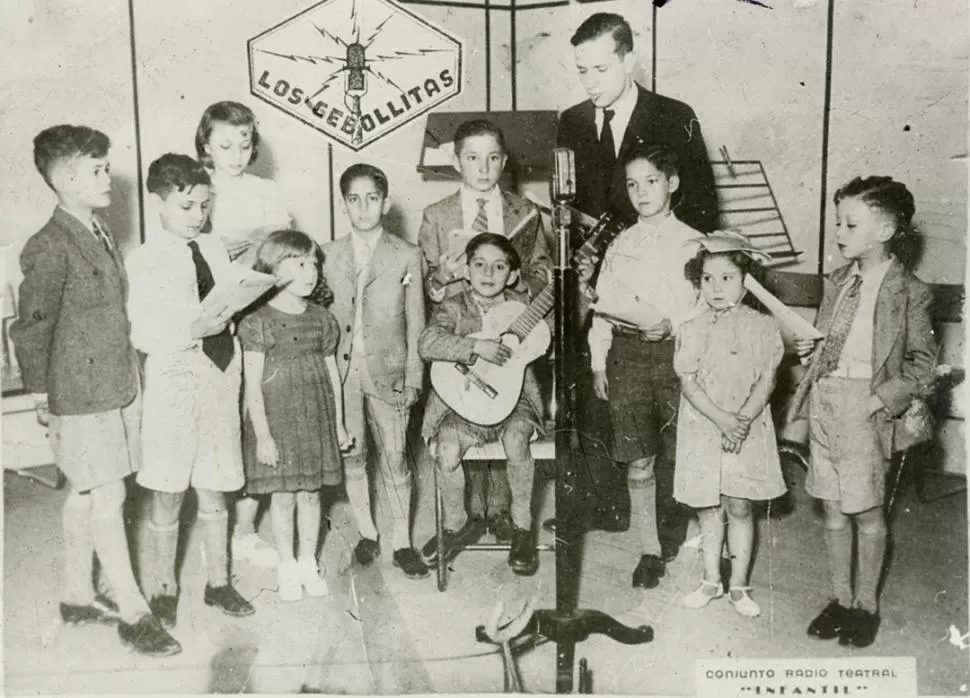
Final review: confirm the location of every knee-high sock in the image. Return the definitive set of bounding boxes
[345,463,379,540]
[387,476,413,551]
[855,516,887,612]
[92,506,150,621]
[62,490,94,604]
[467,465,487,518]
[824,525,853,607]
[146,520,180,597]
[233,496,260,539]
[628,457,661,556]
[486,463,512,514]
[198,509,229,587]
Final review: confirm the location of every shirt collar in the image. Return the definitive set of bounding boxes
[846,257,895,286]
[600,83,637,124]
[461,185,502,211]
[352,227,383,252]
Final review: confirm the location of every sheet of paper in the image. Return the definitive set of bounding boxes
[743,274,823,339]
[198,264,278,322]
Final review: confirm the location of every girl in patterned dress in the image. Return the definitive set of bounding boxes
[239,230,353,601]
[673,232,787,618]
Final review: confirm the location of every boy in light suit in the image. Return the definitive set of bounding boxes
[789,176,936,648]
[322,163,428,579]
[418,119,552,542]
[11,125,179,656]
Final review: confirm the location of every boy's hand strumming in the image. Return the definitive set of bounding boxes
[474,339,511,366]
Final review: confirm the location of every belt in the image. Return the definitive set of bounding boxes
[612,324,672,342]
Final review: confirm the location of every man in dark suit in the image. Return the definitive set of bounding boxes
[556,14,716,574]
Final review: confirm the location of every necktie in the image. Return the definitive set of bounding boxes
[92,219,115,259]
[472,198,489,233]
[814,275,864,379]
[600,108,616,170]
[188,240,234,372]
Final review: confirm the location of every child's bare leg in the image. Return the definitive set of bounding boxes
[822,500,853,607]
[698,506,725,585]
[231,495,279,567]
[853,506,886,612]
[196,488,229,588]
[233,496,259,538]
[62,488,95,604]
[270,492,297,563]
[90,480,151,622]
[296,490,322,561]
[146,491,184,599]
[723,496,754,589]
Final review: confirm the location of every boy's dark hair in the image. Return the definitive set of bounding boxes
[339,163,389,198]
[33,125,111,189]
[454,119,507,156]
[465,232,522,272]
[684,249,769,314]
[570,13,634,56]
[146,153,211,197]
[252,229,333,307]
[834,176,921,268]
[622,144,680,180]
[194,101,260,169]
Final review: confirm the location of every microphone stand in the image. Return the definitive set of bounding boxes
[474,197,654,693]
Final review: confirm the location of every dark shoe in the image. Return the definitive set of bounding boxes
[354,538,381,566]
[148,593,178,629]
[421,518,486,565]
[204,584,255,617]
[392,548,430,579]
[632,554,666,589]
[488,511,515,543]
[807,600,852,640]
[839,608,880,648]
[590,506,630,533]
[118,614,182,657]
[541,518,557,534]
[60,593,120,626]
[508,527,538,576]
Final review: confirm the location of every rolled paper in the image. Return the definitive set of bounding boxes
[743,273,823,339]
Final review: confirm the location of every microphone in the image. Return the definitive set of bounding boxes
[552,147,576,204]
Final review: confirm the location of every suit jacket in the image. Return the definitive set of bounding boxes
[418,288,543,443]
[557,84,719,233]
[322,230,425,406]
[788,260,937,453]
[418,190,552,301]
[10,206,139,415]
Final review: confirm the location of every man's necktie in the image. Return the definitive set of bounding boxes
[472,198,489,233]
[91,219,115,259]
[814,275,864,379]
[188,240,234,371]
[600,108,616,171]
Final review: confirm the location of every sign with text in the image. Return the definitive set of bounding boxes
[248,0,462,151]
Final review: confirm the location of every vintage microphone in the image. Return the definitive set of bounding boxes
[480,148,653,693]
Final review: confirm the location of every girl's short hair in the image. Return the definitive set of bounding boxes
[684,249,769,314]
[465,232,522,271]
[194,101,260,169]
[253,230,333,307]
[834,176,921,268]
[622,144,680,180]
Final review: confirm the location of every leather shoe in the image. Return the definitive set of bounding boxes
[60,593,120,626]
[421,518,485,564]
[488,511,514,543]
[204,584,255,617]
[148,591,178,629]
[354,538,381,566]
[631,554,666,589]
[118,614,182,657]
[838,607,880,647]
[508,526,538,576]
[807,600,851,640]
[392,548,430,579]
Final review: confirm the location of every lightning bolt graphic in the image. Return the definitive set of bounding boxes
[369,67,405,94]
[259,49,343,65]
[312,22,349,49]
[361,14,394,48]
[368,48,453,60]
[306,69,348,102]
[350,0,361,42]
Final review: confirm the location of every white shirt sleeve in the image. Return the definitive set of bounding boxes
[126,247,198,354]
[588,314,613,373]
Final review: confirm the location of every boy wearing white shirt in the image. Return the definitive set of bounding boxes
[127,154,255,629]
[583,145,700,589]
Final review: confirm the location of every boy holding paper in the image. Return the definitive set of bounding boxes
[418,118,552,542]
[583,145,700,590]
[127,153,257,627]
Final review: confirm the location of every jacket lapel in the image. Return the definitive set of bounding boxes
[871,260,907,375]
[616,86,651,164]
[816,264,854,335]
[443,192,463,232]
[332,235,356,301]
[364,232,391,288]
[54,207,117,278]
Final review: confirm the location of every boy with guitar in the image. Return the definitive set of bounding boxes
[418,233,547,576]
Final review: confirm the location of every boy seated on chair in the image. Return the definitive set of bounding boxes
[418,233,546,576]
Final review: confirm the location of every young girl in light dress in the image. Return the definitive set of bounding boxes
[195,100,292,567]
[673,231,786,618]
[239,230,353,601]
